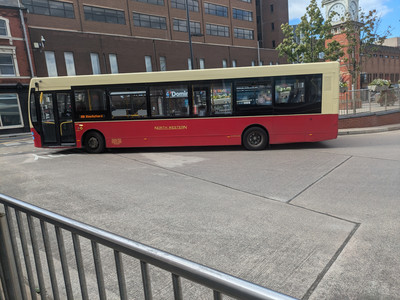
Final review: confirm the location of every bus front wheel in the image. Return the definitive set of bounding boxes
[243,127,268,150]
[84,131,105,154]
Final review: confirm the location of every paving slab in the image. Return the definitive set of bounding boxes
[292,156,400,299]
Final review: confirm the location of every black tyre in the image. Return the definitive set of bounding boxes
[243,127,268,150]
[84,131,105,153]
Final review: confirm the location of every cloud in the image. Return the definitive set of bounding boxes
[288,0,392,22]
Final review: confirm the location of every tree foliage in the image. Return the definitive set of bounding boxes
[276,0,343,63]
[341,9,391,86]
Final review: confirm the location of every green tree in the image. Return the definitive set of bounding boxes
[277,0,343,63]
[341,9,391,88]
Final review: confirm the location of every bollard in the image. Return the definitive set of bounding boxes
[0,213,23,300]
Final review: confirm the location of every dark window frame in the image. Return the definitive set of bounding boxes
[232,8,253,21]
[134,0,164,6]
[133,12,167,29]
[171,0,199,12]
[0,19,8,36]
[206,24,230,37]
[84,5,126,25]
[173,19,201,34]
[204,2,228,17]
[0,53,16,76]
[21,0,75,18]
[234,28,254,40]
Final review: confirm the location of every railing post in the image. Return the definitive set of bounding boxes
[385,91,388,111]
[368,90,372,113]
[0,213,23,300]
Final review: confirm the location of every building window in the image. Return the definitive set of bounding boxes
[187,58,192,70]
[0,94,23,128]
[145,56,152,72]
[234,28,254,40]
[109,54,119,74]
[90,53,101,74]
[21,0,75,18]
[204,3,228,17]
[64,52,76,76]
[232,8,253,21]
[173,19,201,35]
[222,59,227,68]
[171,0,199,12]
[133,13,166,29]
[199,58,205,69]
[160,56,167,71]
[134,0,164,5]
[0,53,16,76]
[271,22,275,31]
[232,60,237,67]
[272,40,276,48]
[84,6,125,24]
[206,24,230,37]
[0,19,9,36]
[240,0,251,3]
[270,4,274,12]
[45,51,58,77]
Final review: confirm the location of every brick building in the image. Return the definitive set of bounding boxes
[0,0,34,134]
[361,44,400,88]
[22,0,288,78]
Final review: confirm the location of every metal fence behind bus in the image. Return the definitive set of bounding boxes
[0,193,296,300]
[339,87,400,116]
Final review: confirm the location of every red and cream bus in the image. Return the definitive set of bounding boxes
[29,62,339,153]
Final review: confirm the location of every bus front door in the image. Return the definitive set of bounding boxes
[56,93,75,144]
[38,92,58,145]
[38,92,75,146]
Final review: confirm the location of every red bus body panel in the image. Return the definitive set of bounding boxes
[74,114,338,149]
[31,128,42,148]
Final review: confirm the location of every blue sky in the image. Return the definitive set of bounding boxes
[288,0,400,38]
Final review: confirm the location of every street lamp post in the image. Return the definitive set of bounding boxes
[185,0,194,69]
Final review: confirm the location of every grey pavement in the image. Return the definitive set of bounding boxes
[338,123,400,135]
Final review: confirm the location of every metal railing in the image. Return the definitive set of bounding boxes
[0,194,296,300]
[339,87,400,116]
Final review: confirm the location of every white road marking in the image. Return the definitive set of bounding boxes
[141,153,206,168]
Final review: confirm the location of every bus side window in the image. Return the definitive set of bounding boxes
[211,83,232,115]
[165,86,189,117]
[150,86,189,118]
[75,89,107,112]
[236,81,272,107]
[192,87,209,117]
[110,90,148,118]
[309,75,322,103]
[275,77,305,104]
[30,93,37,123]
[150,88,164,117]
[75,91,87,112]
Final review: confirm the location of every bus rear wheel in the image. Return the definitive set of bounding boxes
[243,127,268,150]
[84,131,105,154]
